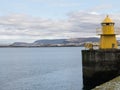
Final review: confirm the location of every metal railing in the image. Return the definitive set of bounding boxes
[96,27,120,35]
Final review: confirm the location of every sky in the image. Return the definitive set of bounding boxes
[0,0,120,44]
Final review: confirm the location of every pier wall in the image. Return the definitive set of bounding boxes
[82,49,120,89]
[93,76,120,90]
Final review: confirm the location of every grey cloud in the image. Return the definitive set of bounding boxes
[0,12,120,43]
[88,4,113,13]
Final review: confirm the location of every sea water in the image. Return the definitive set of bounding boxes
[0,47,83,90]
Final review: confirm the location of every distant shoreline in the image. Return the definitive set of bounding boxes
[0,45,83,48]
[0,37,99,48]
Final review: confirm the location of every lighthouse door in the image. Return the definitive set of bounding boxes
[112,43,115,48]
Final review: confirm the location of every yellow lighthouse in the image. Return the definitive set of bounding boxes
[99,15,118,49]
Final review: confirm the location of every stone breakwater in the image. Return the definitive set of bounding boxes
[82,49,120,89]
[93,76,120,90]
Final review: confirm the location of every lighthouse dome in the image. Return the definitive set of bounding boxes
[102,15,114,23]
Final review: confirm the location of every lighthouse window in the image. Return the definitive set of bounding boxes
[102,23,106,26]
[102,23,114,26]
[109,23,114,25]
[106,23,110,25]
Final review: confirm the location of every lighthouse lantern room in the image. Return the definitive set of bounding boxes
[99,15,118,49]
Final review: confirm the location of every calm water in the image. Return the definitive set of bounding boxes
[0,47,83,90]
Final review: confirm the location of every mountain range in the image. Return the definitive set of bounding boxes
[10,37,99,47]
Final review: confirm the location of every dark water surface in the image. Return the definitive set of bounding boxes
[0,47,83,90]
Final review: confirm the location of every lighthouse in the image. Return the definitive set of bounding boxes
[82,16,120,89]
[99,15,118,49]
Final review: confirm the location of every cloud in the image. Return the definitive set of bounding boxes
[0,12,120,43]
[24,0,81,8]
[46,2,81,7]
[88,4,113,13]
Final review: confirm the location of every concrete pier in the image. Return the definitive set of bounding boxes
[93,76,120,90]
[82,49,120,89]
